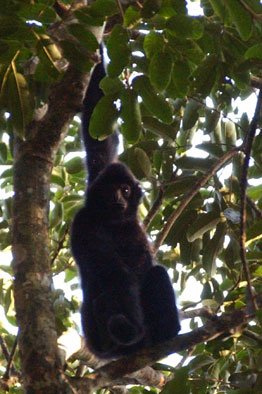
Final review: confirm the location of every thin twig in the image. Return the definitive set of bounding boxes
[239,89,262,313]
[239,0,262,21]
[246,195,262,219]
[243,329,262,343]
[175,346,195,369]
[143,186,165,230]
[3,336,18,380]
[51,227,69,265]
[0,335,10,362]
[179,307,213,320]
[116,0,125,21]
[153,147,240,254]
[251,76,262,89]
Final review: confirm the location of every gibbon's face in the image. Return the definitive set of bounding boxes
[87,163,143,220]
[107,181,142,215]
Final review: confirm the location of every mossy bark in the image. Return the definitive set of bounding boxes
[12,66,89,394]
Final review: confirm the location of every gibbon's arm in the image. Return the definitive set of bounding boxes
[82,50,119,184]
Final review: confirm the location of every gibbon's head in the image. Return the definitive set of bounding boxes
[86,163,143,221]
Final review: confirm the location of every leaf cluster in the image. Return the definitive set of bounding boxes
[1,0,262,393]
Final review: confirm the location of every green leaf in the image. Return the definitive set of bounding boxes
[51,174,66,188]
[180,233,193,265]
[166,15,204,40]
[222,120,237,149]
[99,77,124,95]
[119,148,144,179]
[211,122,223,146]
[124,6,141,28]
[182,99,202,130]
[0,40,19,63]
[196,142,224,159]
[141,0,162,19]
[90,0,118,17]
[161,367,190,394]
[204,109,220,134]
[164,175,199,198]
[187,211,222,242]
[65,157,84,174]
[143,31,164,58]
[64,201,84,219]
[65,268,77,282]
[89,94,119,139]
[68,24,99,52]
[202,221,226,276]
[162,150,174,181]
[4,287,12,314]
[18,3,56,24]
[7,71,34,139]
[225,0,253,41]
[188,354,215,371]
[245,44,262,60]
[134,147,152,178]
[74,7,104,26]
[192,54,218,97]
[149,50,173,91]
[36,34,62,69]
[248,253,262,264]
[209,0,227,19]
[247,185,262,201]
[107,24,130,77]
[172,59,191,98]
[0,168,13,178]
[60,41,93,71]
[246,219,262,244]
[201,282,212,300]
[165,210,198,246]
[132,75,173,124]
[224,238,240,268]
[142,116,177,140]
[0,142,7,163]
[49,202,64,228]
[120,89,142,143]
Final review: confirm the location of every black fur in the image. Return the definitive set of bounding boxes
[82,56,119,184]
[71,56,180,359]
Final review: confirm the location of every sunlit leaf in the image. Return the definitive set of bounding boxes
[187,211,222,242]
[120,89,142,143]
[132,75,173,124]
[89,94,119,139]
[225,0,253,41]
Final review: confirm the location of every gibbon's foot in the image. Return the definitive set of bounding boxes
[108,314,144,346]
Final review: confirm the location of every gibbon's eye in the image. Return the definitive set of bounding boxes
[121,184,131,198]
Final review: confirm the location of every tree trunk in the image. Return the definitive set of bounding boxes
[11,65,91,393]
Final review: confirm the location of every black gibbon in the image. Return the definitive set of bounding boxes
[71,52,180,359]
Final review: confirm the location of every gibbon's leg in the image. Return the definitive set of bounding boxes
[141,265,180,344]
[81,265,145,353]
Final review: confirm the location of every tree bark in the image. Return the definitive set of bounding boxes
[11,64,93,393]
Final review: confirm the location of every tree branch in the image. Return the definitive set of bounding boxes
[239,89,262,313]
[143,186,165,230]
[153,147,240,254]
[12,16,105,394]
[68,308,250,393]
[246,195,262,219]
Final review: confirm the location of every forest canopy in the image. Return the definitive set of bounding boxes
[1,0,262,393]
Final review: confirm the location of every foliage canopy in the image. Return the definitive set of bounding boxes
[1,0,262,393]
